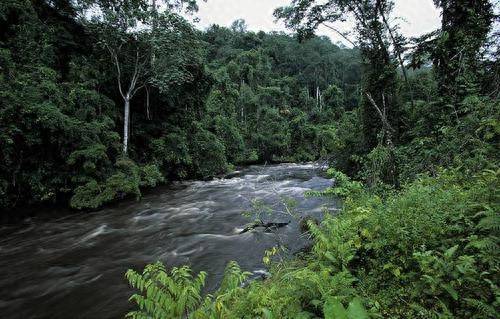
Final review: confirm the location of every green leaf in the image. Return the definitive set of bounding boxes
[444,245,459,258]
[324,297,348,319]
[442,284,459,301]
[310,299,323,307]
[261,308,274,319]
[324,251,337,263]
[347,298,369,319]
[392,267,401,278]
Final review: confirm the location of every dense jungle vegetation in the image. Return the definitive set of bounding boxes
[0,0,499,318]
[0,0,362,214]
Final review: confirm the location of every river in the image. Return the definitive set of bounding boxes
[0,163,336,319]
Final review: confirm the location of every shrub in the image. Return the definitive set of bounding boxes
[306,168,363,198]
[189,124,228,178]
[327,110,365,175]
[307,168,500,318]
[125,261,250,319]
[150,130,192,179]
[140,164,164,188]
[70,159,163,209]
[397,96,499,182]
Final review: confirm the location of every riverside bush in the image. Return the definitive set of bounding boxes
[70,158,164,209]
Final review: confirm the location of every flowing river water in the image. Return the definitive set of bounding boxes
[0,163,336,319]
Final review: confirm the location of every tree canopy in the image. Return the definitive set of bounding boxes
[0,0,362,214]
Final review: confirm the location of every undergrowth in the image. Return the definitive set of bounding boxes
[125,168,499,318]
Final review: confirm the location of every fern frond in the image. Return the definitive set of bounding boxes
[464,298,498,318]
[125,262,209,319]
[466,237,499,254]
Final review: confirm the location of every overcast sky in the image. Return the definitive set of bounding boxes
[191,0,442,46]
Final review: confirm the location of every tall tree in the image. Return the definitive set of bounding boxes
[90,0,202,154]
[435,0,494,104]
[412,0,494,121]
[275,0,401,157]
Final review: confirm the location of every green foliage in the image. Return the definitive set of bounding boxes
[0,5,120,209]
[397,95,499,182]
[314,124,341,158]
[125,168,499,318]
[70,158,164,209]
[323,297,369,319]
[125,261,251,319]
[322,84,345,117]
[360,145,397,187]
[327,109,365,174]
[306,168,363,198]
[115,2,497,319]
[203,23,362,164]
[204,88,246,163]
[189,124,228,179]
[251,107,291,162]
[125,262,209,319]
[312,169,499,318]
[150,129,192,179]
[1,2,362,214]
[140,164,164,188]
[424,0,494,108]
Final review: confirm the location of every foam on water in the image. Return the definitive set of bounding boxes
[77,224,110,243]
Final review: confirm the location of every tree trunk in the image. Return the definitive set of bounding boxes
[145,86,151,120]
[123,97,130,154]
[316,86,321,110]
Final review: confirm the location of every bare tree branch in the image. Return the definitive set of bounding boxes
[365,91,395,133]
[128,49,141,96]
[322,23,357,47]
[378,7,415,106]
[105,43,125,99]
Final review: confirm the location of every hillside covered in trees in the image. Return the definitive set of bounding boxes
[0,0,362,215]
[0,0,499,318]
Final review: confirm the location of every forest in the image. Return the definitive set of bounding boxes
[0,0,364,214]
[0,0,498,318]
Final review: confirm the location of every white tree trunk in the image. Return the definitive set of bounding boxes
[123,97,130,154]
[146,86,151,120]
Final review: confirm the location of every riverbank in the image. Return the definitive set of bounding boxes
[124,168,500,318]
